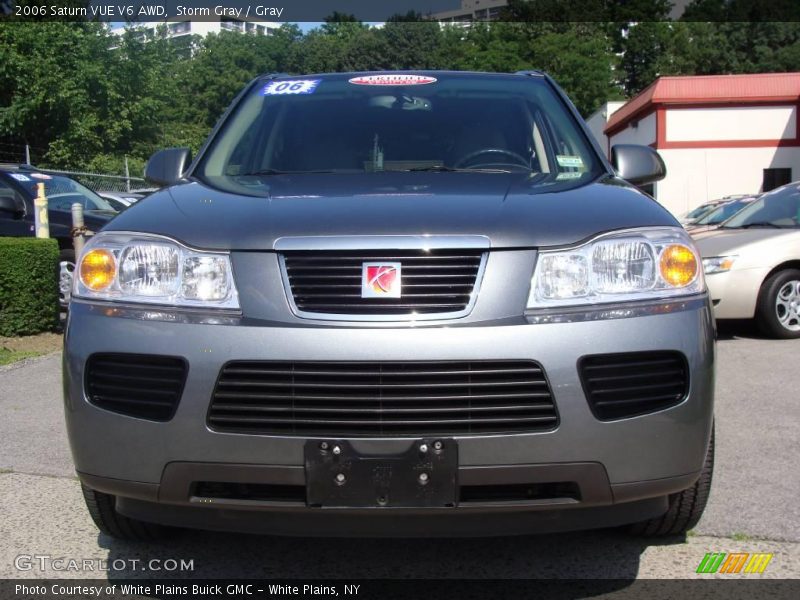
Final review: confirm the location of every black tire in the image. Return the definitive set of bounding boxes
[81,484,170,541]
[755,269,800,339]
[629,424,714,537]
[58,249,75,309]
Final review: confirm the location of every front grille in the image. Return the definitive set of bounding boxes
[208,360,558,436]
[579,351,689,421]
[281,250,484,316]
[85,353,187,421]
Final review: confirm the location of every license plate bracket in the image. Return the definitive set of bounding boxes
[304,439,457,508]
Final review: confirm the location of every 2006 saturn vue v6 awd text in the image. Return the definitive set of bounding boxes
[64,71,714,540]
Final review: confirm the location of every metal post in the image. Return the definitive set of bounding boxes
[124,156,131,192]
[25,144,31,165]
[33,182,49,238]
[71,203,85,257]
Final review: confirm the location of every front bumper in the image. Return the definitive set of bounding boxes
[64,298,715,535]
[705,267,769,319]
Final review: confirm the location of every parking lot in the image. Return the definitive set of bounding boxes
[1,323,798,580]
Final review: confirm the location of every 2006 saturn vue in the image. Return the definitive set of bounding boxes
[64,71,714,540]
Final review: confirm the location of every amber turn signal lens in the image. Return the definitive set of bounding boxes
[79,249,116,291]
[660,244,698,287]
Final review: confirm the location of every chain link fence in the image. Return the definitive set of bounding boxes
[1,143,153,193]
[36,168,152,194]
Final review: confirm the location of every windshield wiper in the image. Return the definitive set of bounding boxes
[238,169,339,176]
[403,165,518,173]
[739,222,784,229]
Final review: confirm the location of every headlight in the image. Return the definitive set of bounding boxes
[74,233,239,309]
[527,227,704,309]
[702,255,737,275]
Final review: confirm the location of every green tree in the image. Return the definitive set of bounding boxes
[180,28,300,143]
[379,21,445,70]
[0,22,116,167]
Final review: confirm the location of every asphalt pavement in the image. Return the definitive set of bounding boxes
[1,323,798,581]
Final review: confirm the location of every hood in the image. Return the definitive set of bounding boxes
[692,227,799,256]
[105,173,677,250]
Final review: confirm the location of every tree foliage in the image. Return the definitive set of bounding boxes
[0,14,798,174]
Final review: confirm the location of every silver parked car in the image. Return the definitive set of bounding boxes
[64,71,715,540]
[693,182,800,338]
[685,195,757,234]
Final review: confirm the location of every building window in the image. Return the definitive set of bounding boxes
[763,168,792,192]
[169,22,190,35]
[221,20,244,32]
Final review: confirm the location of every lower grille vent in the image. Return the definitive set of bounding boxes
[579,351,689,420]
[193,482,305,504]
[208,360,558,436]
[85,353,187,421]
[459,482,580,504]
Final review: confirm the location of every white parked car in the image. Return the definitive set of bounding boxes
[692,183,800,338]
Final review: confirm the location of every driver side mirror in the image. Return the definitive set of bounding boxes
[0,194,22,216]
[611,144,666,186]
[144,147,192,187]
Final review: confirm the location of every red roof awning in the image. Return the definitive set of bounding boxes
[605,72,800,135]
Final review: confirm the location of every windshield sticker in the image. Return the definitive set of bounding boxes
[260,79,321,96]
[556,172,583,180]
[556,155,584,168]
[9,173,30,181]
[348,74,437,86]
[29,173,52,179]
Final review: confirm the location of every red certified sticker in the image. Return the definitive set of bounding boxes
[348,74,437,86]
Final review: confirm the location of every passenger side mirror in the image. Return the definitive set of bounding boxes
[611,144,666,186]
[144,147,192,187]
[0,194,22,215]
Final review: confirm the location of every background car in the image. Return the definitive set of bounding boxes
[693,183,800,338]
[679,198,731,225]
[97,190,151,212]
[678,194,749,225]
[685,195,758,234]
[0,164,117,306]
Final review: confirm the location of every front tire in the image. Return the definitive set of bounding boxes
[81,484,170,541]
[756,269,800,339]
[629,425,714,537]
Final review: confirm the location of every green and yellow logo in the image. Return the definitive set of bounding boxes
[696,552,773,574]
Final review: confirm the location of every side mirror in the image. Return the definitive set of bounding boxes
[0,195,22,215]
[611,144,666,186]
[144,147,192,187]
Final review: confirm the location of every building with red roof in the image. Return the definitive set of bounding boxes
[592,73,800,216]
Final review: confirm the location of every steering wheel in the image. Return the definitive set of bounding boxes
[455,148,530,169]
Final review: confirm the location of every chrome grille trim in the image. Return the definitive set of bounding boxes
[277,237,489,322]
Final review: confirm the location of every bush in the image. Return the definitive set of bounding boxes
[0,238,59,336]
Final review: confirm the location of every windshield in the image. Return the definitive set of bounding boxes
[197,73,602,191]
[21,174,117,213]
[723,184,800,229]
[695,198,755,225]
[684,204,717,220]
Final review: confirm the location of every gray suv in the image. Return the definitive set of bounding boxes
[64,71,714,540]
